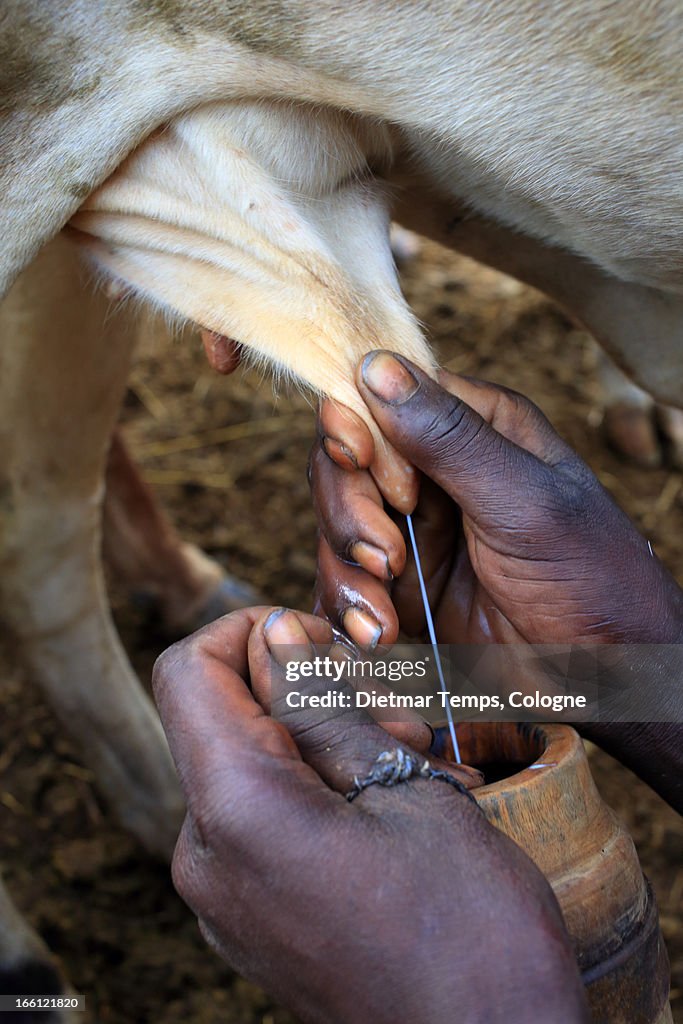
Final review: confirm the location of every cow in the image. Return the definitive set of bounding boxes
[2,1,683,1010]
[392,226,683,468]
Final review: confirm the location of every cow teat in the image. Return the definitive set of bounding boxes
[68,97,437,511]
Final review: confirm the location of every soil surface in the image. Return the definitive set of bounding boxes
[1,240,681,1022]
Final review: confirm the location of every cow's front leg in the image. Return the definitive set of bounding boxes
[0,236,182,858]
[103,427,259,635]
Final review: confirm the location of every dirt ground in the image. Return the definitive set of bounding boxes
[1,240,681,1023]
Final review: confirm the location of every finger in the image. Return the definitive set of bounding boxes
[357,351,557,528]
[152,607,339,833]
[257,609,434,754]
[368,432,421,515]
[318,399,374,471]
[318,399,420,516]
[310,579,441,751]
[200,330,242,374]
[252,609,483,797]
[310,441,406,580]
[311,597,437,752]
[315,535,399,646]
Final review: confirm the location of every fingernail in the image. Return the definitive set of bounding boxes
[361,351,419,404]
[329,641,356,665]
[348,540,393,581]
[322,436,359,470]
[331,627,360,659]
[264,608,313,666]
[264,607,287,631]
[342,607,382,651]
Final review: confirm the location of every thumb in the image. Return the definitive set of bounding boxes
[357,351,554,522]
[250,609,482,799]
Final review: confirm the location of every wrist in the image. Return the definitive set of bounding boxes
[578,721,683,812]
[578,637,683,811]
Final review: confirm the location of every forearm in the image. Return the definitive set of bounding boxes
[578,638,683,813]
[579,721,683,813]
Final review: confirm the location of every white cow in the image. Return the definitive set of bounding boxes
[2,0,683,1008]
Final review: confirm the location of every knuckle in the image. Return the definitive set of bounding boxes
[497,384,535,413]
[422,399,468,448]
[420,400,488,466]
[488,383,552,439]
[318,511,355,563]
[171,817,207,905]
[151,638,189,700]
[152,638,209,706]
[503,388,540,426]
[543,469,599,525]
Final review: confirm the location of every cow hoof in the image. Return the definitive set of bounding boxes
[657,404,683,470]
[130,573,261,638]
[185,574,262,632]
[602,402,662,468]
[0,957,75,1024]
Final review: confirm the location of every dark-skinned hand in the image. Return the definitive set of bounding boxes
[311,351,683,810]
[312,351,683,649]
[153,606,588,1024]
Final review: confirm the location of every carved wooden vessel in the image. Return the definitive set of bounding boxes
[450,723,672,1024]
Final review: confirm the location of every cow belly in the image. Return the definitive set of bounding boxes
[402,128,683,298]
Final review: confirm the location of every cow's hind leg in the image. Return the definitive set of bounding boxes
[0,236,182,858]
[0,874,76,1024]
[103,428,259,637]
[594,347,662,467]
[595,347,683,469]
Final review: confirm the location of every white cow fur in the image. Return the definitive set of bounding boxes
[2,2,683,400]
[70,101,434,505]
